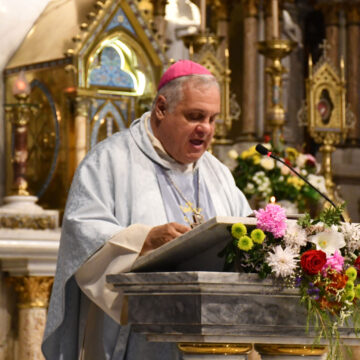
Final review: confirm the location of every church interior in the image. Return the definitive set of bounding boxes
[0,0,360,358]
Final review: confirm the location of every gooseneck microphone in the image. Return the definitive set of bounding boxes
[255,144,345,222]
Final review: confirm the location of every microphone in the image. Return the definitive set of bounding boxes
[255,144,345,222]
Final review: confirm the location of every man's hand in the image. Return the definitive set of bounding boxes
[140,222,191,255]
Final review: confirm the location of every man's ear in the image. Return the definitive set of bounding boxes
[154,95,167,120]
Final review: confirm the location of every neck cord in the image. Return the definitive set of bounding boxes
[164,169,204,228]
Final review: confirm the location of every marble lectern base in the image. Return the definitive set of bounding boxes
[107,272,358,359]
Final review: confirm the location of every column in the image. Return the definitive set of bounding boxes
[345,4,360,143]
[320,4,340,66]
[241,0,259,139]
[151,0,168,51]
[7,276,53,360]
[263,0,273,135]
[214,1,230,62]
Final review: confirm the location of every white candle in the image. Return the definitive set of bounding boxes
[272,0,279,38]
[200,0,206,33]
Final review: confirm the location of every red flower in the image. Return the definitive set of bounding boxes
[354,257,360,276]
[263,134,271,143]
[301,250,327,275]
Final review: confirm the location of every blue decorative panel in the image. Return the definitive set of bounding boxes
[89,47,135,89]
[106,8,135,34]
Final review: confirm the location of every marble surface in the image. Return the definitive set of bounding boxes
[107,272,359,346]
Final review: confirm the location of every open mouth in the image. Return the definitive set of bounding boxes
[190,139,204,146]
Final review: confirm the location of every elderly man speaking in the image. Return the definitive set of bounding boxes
[42,60,251,359]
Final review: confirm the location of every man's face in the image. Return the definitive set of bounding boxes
[153,81,220,164]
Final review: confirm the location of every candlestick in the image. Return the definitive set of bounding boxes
[200,0,206,33]
[272,0,279,38]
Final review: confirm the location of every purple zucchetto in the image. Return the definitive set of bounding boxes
[157,60,213,91]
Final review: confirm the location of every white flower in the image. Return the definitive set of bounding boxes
[260,157,275,170]
[244,182,255,194]
[284,222,308,251]
[228,149,239,160]
[281,165,290,175]
[341,223,360,252]
[307,174,328,195]
[309,225,346,255]
[296,154,308,168]
[266,245,298,277]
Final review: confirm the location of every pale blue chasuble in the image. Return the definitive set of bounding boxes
[156,166,216,226]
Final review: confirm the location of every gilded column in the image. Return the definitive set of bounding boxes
[151,0,168,51]
[241,0,259,139]
[345,4,360,143]
[74,97,89,169]
[319,4,340,67]
[8,276,53,360]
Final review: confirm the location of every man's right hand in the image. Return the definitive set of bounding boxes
[140,222,191,256]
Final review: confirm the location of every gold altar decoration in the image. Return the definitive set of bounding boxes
[299,41,355,204]
[7,276,54,309]
[255,344,327,356]
[257,39,297,148]
[4,0,167,211]
[178,342,252,355]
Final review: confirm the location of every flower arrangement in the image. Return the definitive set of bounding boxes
[219,204,360,359]
[228,143,327,213]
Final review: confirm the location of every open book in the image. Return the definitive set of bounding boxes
[131,216,257,272]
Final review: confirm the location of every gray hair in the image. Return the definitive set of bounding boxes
[152,74,220,113]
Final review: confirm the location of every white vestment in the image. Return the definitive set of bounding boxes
[42,112,251,359]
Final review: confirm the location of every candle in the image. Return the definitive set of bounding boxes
[270,196,276,204]
[12,71,30,96]
[200,0,206,33]
[272,0,279,38]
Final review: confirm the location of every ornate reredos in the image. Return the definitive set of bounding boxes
[70,0,167,97]
[306,55,347,144]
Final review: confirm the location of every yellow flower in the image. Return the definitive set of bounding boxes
[231,223,247,239]
[285,147,299,160]
[241,146,261,164]
[253,154,261,164]
[345,280,354,292]
[237,236,254,251]
[251,229,266,244]
[345,267,357,281]
[344,290,355,302]
[287,176,305,190]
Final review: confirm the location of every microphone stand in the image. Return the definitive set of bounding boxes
[255,144,346,222]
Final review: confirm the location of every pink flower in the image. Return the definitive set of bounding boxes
[322,250,344,276]
[254,204,287,238]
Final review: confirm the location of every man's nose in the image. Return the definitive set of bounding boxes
[195,120,213,136]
